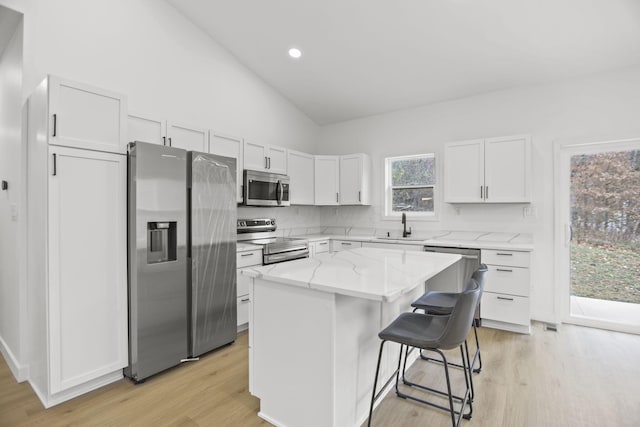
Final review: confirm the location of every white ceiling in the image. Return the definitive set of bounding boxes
[168,0,640,125]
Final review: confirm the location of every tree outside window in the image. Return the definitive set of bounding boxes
[385,154,436,217]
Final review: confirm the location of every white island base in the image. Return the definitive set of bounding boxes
[245,248,461,427]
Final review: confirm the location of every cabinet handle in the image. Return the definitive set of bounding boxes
[163,136,167,146]
[241,253,255,257]
[496,252,513,256]
[268,157,271,169]
[341,242,351,246]
[265,156,268,169]
[480,186,483,199]
[168,137,172,147]
[240,298,250,302]
[358,190,361,202]
[496,268,513,272]
[319,242,328,246]
[52,153,57,176]
[336,192,339,203]
[497,296,514,301]
[485,186,488,199]
[52,114,57,137]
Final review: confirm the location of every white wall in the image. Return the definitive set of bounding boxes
[0,0,321,377]
[317,66,640,323]
[0,15,26,380]
[1,0,319,152]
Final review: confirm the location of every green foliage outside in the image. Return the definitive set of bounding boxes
[570,150,640,303]
[571,243,640,304]
[391,156,435,212]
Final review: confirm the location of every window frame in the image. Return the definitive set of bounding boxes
[384,153,438,221]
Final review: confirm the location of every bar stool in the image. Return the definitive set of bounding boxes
[412,264,488,375]
[367,278,481,427]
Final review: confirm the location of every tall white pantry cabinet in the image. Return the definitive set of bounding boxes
[26,76,128,407]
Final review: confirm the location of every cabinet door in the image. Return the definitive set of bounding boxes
[48,76,127,153]
[244,140,268,171]
[314,155,340,205]
[484,135,531,203]
[266,145,287,174]
[127,113,166,146]
[340,154,369,205]
[331,240,362,252]
[210,132,244,203]
[48,146,127,393]
[167,122,208,152]
[288,150,315,205]
[444,139,485,203]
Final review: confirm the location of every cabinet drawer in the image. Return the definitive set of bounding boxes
[237,295,250,326]
[482,249,530,268]
[315,240,330,254]
[331,240,362,252]
[481,292,529,326]
[485,266,530,297]
[237,270,251,297]
[237,249,262,268]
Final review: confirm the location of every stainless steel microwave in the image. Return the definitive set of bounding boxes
[243,170,290,207]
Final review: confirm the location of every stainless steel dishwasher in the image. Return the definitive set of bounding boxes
[423,245,482,323]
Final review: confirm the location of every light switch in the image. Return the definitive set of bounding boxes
[10,203,18,221]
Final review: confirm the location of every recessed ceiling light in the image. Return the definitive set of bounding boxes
[288,47,302,59]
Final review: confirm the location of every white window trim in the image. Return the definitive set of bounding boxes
[383,153,439,221]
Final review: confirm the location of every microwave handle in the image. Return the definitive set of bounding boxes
[276,180,282,204]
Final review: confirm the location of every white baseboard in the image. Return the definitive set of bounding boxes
[0,335,28,382]
[31,370,124,408]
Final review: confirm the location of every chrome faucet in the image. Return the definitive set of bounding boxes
[401,212,412,238]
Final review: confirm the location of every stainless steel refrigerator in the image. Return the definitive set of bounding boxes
[188,151,237,357]
[125,142,237,382]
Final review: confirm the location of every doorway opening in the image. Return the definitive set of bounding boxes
[556,139,640,334]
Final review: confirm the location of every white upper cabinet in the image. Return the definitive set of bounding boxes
[287,150,315,205]
[209,132,244,203]
[314,155,340,205]
[127,113,166,146]
[167,122,208,152]
[484,135,532,203]
[48,76,127,154]
[244,140,287,174]
[339,153,371,205]
[444,139,485,203]
[444,135,531,203]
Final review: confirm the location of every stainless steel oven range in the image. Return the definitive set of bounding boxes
[237,218,309,265]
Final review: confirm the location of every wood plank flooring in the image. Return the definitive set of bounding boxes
[1,323,639,426]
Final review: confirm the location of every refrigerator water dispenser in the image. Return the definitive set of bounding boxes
[147,221,177,264]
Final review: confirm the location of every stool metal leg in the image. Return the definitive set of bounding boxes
[367,340,386,427]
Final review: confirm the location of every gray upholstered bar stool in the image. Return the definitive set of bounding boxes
[412,264,488,377]
[367,278,481,427]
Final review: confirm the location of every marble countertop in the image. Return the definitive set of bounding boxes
[237,242,262,252]
[241,247,461,302]
[293,231,533,251]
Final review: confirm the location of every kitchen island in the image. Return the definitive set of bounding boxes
[242,247,461,427]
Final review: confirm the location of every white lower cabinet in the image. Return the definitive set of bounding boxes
[331,240,362,252]
[310,239,330,257]
[481,249,531,333]
[27,77,128,407]
[237,249,262,329]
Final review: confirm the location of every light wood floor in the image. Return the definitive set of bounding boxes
[1,323,639,427]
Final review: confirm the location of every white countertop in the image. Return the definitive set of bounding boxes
[294,231,533,251]
[242,247,461,302]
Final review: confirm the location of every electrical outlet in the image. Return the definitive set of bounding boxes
[523,205,537,217]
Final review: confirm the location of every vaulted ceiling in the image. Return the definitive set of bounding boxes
[169,0,640,125]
